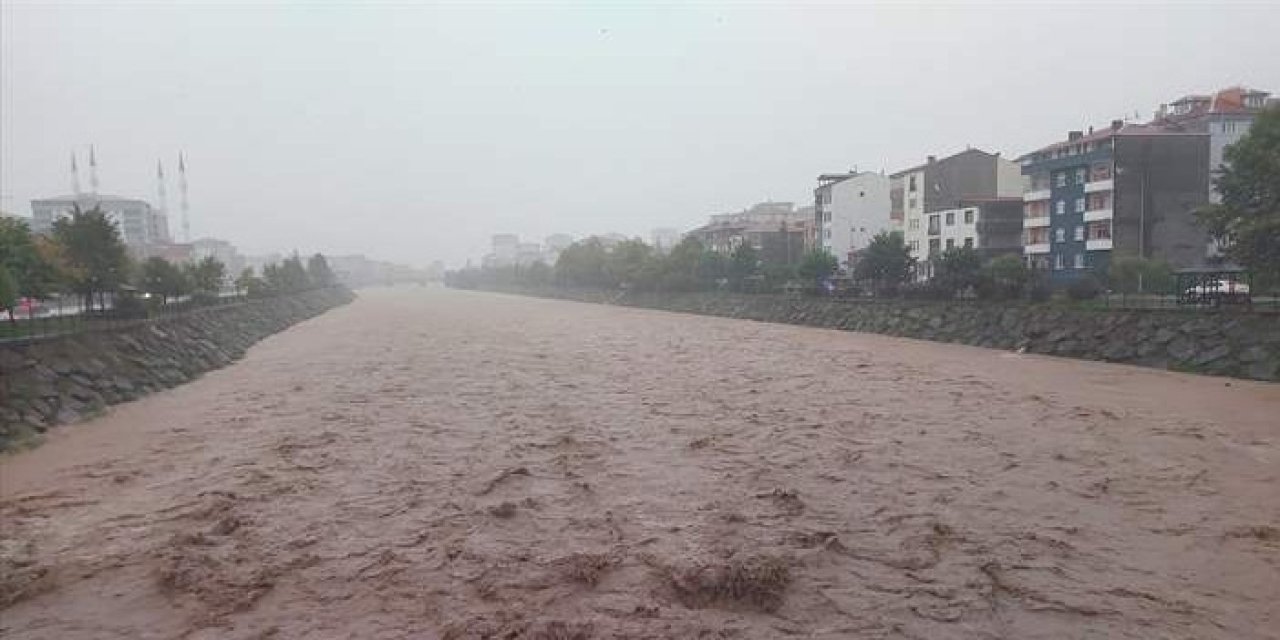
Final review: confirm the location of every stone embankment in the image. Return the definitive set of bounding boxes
[488,288,1280,382]
[0,288,355,449]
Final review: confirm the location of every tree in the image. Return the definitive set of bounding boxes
[0,217,57,302]
[555,238,611,288]
[185,256,226,297]
[1107,256,1172,294]
[729,242,761,288]
[307,253,336,286]
[853,231,913,295]
[605,239,653,288]
[977,254,1030,300]
[1197,105,1280,287]
[235,267,257,295]
[0,266,17,323]
[930,246,983,298]
[279,255,311,292]
[797,249,838,285]
[51,205,131,312]
[140,257,188,304]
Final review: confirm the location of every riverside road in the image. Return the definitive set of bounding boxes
[2,287,1277,639]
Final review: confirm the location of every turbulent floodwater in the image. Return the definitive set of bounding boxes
[2,287,1278,639]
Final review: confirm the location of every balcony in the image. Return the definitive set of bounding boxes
[1086,238,1113,251]
[1023,189,1051,202]
[1024,243,1051,255]
[1024,215,1051,228]
[1084,179,1113,193]
[1083,208,1113,222]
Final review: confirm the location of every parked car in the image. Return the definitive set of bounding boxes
[1184,280,1251,305]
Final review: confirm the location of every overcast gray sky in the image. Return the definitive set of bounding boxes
[3,1,1277,267]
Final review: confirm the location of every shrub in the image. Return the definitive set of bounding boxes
[1066,274,1104,300]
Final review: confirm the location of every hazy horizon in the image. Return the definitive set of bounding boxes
[3,0,1277,268]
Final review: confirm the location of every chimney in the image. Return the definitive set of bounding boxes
[1088,126,1094,135]
[1111,119,1124,131]
[926,155,937,164]
[1067,131,1084,142]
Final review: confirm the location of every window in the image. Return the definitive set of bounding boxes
[1088,192,1110,210]
[1054,254,1064,270]
[908,197,917,210]
[1074,225,1084,241]
[1091,163,1111,181]
[824,228,831,239]
[928,238,940,252]
[908,218,920,230]
[909,176,918,192]
[1074,253,1085,269]
[928,215,940,235]
[1223,121,1238,134]
[1055,227,1065,243]
[1088,221,1112,240]
[1075,198,1086,213]
[1075,168,1087,184]
[1055,172,1067,187]
[964,209,975,224]
[859,191,865,197]
[945,238,955,250]
[909,240,919,252]
[1055,200,1065,215]
[945,212,955,226]
[964,237,974,248]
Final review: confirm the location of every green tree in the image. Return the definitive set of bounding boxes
[729,242,761,288]
[977,254,1030,300]
[185,256,226,297]
[1197,105,1280,287]
[235,267,257,295]
[0,217,57,302]
[0,266,17,323]
[605,239,654,288]
[930,246,983,298]
[555,238,611,288]
[853,231,913,295]
[307,253,336,286]
[797,249,838,285]
[51,205,131,312]
[276,254,311,293]
[139,257,188,304]
[1107,256,1172,294]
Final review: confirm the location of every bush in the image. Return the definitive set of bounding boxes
[1066,274,1104,300]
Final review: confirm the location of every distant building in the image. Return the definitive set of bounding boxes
[687,201,807,262]
[483,234,520,268]
[543,233,575,265]
[30,193,170,248]
[891,148,1025,267]
[651,227,682,253]
[1019,120,1210,282]
[515,242,545,267]
[1153,86,1272,203]
[814,173,892,268]
[191,237,245,275]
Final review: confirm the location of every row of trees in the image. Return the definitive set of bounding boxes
[2,206,338,321]
[447,235,842,294]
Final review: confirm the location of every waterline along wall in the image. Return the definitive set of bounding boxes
[480,288,1280,382]
[0,288,355,450]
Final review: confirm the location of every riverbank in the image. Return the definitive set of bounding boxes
[0,287,356,450]
[464,286,1280,381]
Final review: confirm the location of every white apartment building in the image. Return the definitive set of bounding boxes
[30,193,170,248]
[813,172,892,268]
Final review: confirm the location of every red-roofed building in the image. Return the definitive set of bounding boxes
[1153,86,1273,203]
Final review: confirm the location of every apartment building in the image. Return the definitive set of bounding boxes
[30,193,170,248]
[891,148,1025,268]
[1019,121,1210,282]
[687,201,808,257]
[1153,86,1273,202]
[813,172,892,268]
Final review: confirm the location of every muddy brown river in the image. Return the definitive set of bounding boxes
[2,288,1278,639]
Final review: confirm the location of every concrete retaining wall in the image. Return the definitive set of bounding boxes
[0,288,355,450]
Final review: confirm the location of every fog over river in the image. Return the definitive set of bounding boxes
[2,288,1277,639]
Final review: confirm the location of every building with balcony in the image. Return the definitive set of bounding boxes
[687,201,808,260]
[891,148,1026,270]
[814,172,891,268]
[1019,121,1210,282]
[914,198,1024,278]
